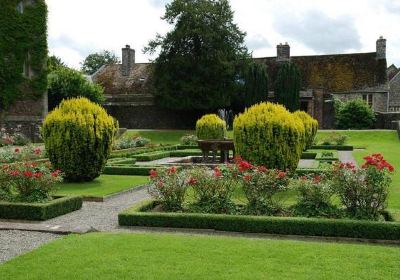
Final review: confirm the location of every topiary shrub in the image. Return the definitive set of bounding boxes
[335,99,376,129]
[233,102,305,171]
[42,97,118,182]
[196,114,226,140]
[294,111,318,150]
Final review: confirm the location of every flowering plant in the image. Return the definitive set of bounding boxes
[228,157,289,215]
[0,161,62,202]
[0,127,30,147]
[291,174,338,218]
[332,154,393,220]
[148,166,187,211]
[0,145,44,164]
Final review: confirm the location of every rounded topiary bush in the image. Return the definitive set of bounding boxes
[196,114,226,140]
[335,99,376,129]
[294,111,318,150]
[233,102,305,171]
[42,97,118,182]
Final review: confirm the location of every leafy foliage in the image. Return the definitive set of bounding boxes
[144,0,250,110]
[47,67,105,110]
[335,99,376,129]
[196,114,226,140]
[42,98,118,182]
[80,50,120,75]
[233,102,305,171]
[275,62,301,112]
[294,111,318,150]
[47,55,66,72]
[0,0,48,110]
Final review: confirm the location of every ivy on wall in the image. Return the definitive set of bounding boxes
[0,0,48,111]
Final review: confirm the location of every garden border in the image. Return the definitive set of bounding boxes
[118,200,400,242]
[0,196,82,221]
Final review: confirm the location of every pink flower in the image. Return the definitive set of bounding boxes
[278,171,286,179]
[34,148,41,155]
[149,170,158,178]
[187,177,198,186]
[168,166,177,175]
[214,166,222,177]
[244,175,252,181]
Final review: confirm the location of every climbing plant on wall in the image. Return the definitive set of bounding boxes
[275,62,301,112]
[0,0,48,110]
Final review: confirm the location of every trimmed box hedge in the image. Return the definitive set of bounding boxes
[107,158,137,165]
[301,152,317,159]
[135,151,171,161]
[103,166,182,176]
[178,145,199,150]
[119,201,400,241]
[0,196,83,221]
[311,145,353,151]
[170,149,203,157]
[110,145,179,159]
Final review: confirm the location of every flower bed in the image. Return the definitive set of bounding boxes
[0,196,82,221]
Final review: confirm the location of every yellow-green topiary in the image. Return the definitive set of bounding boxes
[42,97,118,182]
[233,102,305,171]
[294,111,319,150]
[196,114,226,140]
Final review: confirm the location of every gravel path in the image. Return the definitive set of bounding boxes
[0,230,60,264]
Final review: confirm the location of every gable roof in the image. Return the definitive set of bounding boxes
[255,52,387,93]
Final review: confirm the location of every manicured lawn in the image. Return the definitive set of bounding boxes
[55,175,148,198]
[0,232,399,279]
[317,131,400,209]
[125,130,194,145]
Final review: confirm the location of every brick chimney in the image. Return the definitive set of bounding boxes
[121,45,135,76]
[376,36,386,60]
[277,42,290,62]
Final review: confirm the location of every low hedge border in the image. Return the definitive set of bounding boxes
[103,165,182,176]
[0,196,83,221]
[110,145,179,159]
[119,200,400,241]
[107,158,137,165]
[135,151,172,161]
[315,151,339,161]
[301,152,317,159]
[311,145,353,151]
[178,145,199,150]
[170,149,203,157]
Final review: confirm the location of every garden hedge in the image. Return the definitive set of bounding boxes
[119,201,400,241]
[294,111,318,150]
[169,149,203,157]
[178,145,199,150]
[110,145,178,159]
[233,102,305,171]
[311,145,353,151]
[106,158,137,165]
[196,114,227,140]
[301,152,317,159]
[0,196,82,221]
[135,151,171,161]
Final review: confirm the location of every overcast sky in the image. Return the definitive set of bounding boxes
[46,0,400,69]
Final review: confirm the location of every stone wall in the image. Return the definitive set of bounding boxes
[332,92,388,112]
[375,112,400,129]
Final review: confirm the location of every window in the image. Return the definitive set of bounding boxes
[22,52,32,78]
[362,94,373,107]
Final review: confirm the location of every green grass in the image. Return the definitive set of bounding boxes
[317,131,400,209]
[55,175,148,198]
[0,232,399,280]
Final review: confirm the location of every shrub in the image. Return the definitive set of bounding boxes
[335,99,376,129]
[113,135,150,150]
[294,111,318,150]
[233,102,305,171]
[291,175,338,218]
[187,166,236,214]
[331,154,393,220]
[196,114,226,140]
[148,167,187,211]
[47,67,105,110]
[320,132,348,146]
[180,134,198,146]
[42,98,118,182]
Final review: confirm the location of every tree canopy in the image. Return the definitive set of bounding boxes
[81,50,120,75]
[144,0,250,111]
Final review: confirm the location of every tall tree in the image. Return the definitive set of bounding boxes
[275,62,301,112]
[81,50,120,75]
[242,62,268,109]
[144,0,250,111]
[47,55,66,72]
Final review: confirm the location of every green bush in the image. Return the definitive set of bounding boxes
[335,99,376,129]
[48,67,105,110]
[103,166,158,176]
[119,201,400,241]
[42,98,118,182]
[294,111,318,150]
[196,114,227,140]
[233,102,305,171]
[180,134,198,145]
[0,196,82,221]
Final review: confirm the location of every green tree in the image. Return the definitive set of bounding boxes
[238,62,268,110]
[335,99,376,129]
[47,55,66,72]
[47,67,104,111]
[275,62,301,112]
[80,50,120,75]
[144,0,250,111]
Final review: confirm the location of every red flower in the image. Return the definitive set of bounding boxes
[9,170,20,176]
[23,171,33,177]
[300,176,308,181]
[244,175,252,181]
[312,175,322,184]
[187,177,198,186]
[237,160,253,172]
[214,166,222,177]
[168,166,177,175]
[149,169,158,178]
[14,148,20,153]
[278,171,286,179]
[257,166,267,173]
[34,148,41,155]
[33,172,43,178]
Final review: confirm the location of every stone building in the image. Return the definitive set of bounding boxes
[1,0,48,140]
[93,38,389,129]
